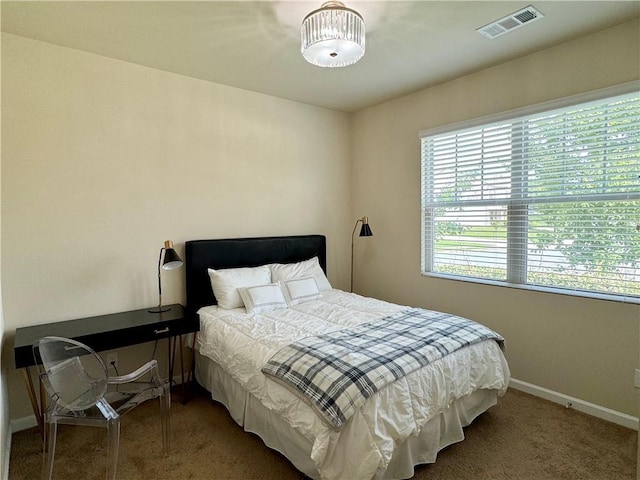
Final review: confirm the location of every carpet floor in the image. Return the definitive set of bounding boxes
[9,387,636,480]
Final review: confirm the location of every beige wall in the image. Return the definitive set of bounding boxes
[351,19,640,417]
[2,19,640,425]
[1,33,352,420]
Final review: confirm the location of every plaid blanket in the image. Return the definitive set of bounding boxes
[261,308,504,429]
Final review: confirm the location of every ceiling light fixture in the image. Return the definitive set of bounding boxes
[301,1,365,68]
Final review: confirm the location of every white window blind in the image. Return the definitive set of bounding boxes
[420,88,640,302]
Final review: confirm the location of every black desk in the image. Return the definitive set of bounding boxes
[14,304,199,434]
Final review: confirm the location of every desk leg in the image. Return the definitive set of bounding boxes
[181,333,197,405]
[179,336,184,387]
[189,333,196,383]
[22,368,44,437]
[168,336,177,384]
[161,333,196,404]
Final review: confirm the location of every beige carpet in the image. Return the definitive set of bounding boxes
[9,387,636,480]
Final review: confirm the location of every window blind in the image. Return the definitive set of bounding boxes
[420,88,640,302]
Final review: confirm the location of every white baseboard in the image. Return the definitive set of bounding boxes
[9,415,37,434]
[3,425,12,480]
[10,378,637,433]
[509,378,639,431]
[9,373,188,434]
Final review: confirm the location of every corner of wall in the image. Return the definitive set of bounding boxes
[0,338,9,480]
[0,19,10,480]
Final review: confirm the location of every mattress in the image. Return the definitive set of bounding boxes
[195,290,510,480]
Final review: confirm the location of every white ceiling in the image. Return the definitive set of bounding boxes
[2,1,639,112]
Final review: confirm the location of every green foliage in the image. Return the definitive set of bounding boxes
[436,264,640,297]
[531,201,640,273]
[435,220,464,238]
[525,97,640,275]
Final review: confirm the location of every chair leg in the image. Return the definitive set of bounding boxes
[160,385,171,456]
[41,420,57,480]
[94,425,103,451]
[105,418,120,480]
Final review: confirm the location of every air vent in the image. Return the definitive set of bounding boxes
[477,5,544,39]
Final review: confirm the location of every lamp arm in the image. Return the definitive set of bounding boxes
[350,219,363,293]
[157,247,165,309]
[352,218,363,239]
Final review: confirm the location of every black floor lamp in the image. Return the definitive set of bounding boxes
[149,240,183,313]
[351,216,373,292]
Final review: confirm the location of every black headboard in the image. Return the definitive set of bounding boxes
[185,235,326,318]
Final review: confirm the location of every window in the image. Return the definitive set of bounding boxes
[420,85,640,302]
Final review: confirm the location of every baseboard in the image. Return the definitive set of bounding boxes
[3,425,11,480]
[10,378,637,433]
[9,414,37,434]
[9,374,188,435]
[509,378,639,431]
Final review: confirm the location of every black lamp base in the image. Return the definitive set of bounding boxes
[148,305,172,313]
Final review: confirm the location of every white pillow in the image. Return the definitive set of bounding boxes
[280,276,322,306]
[238,283,287,314]
[208,266,271,309]
[269,257,332,291]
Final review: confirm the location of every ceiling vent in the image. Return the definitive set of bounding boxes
[477,5,544,39]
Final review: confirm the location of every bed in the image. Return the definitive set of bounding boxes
[185,235,510,480]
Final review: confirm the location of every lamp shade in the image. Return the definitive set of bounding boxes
[149,240,183,313]
[162,241,183,270]
[359,222,373,237]
[301,1,365,68]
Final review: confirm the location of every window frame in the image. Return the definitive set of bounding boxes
[419,81,640,304]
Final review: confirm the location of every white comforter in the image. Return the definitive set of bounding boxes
[196,290,510,480]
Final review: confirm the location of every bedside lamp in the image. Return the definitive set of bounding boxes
[149,240,183,313]
[351,216,373,292]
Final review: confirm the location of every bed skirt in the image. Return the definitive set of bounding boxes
[194,350,499,480]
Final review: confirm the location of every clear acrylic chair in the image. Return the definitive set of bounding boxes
[33,336,171,480]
